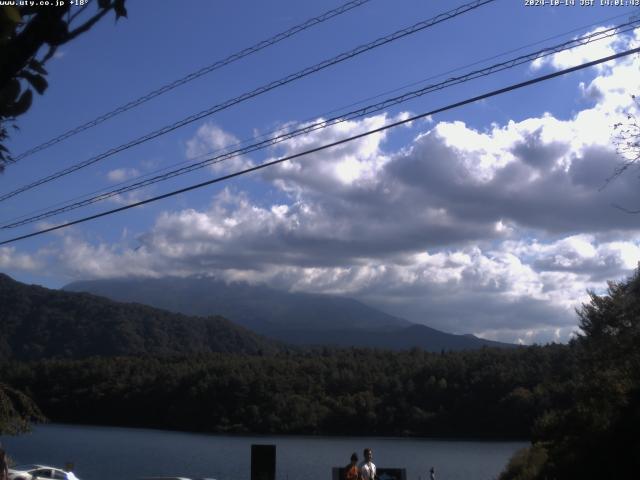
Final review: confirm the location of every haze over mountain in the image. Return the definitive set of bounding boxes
[0,273,278,360]
[65,276,515,351]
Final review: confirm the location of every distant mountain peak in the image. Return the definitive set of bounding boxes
[64,276,516,352]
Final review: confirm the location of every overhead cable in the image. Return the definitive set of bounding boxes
[1,46,637,246]
[6,9,630,229]
[320,9,640,119]
[0,0,497,203]
[2,20,637,229]
[9,0,373,163]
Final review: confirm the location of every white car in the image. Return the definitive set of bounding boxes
[8,465,80,480]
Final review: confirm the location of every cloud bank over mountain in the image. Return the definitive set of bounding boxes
[6,32,640,344]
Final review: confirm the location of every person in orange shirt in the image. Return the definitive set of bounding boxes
[344,452,359,480]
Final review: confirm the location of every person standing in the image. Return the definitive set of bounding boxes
[429,467,436,480]
[359,448,376,480]
[344,452,359,480]
[0,448,8,480]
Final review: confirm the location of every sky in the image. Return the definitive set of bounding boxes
[1,0,640,344]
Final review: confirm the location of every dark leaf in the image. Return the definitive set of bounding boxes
[6,89,32,117]
[0,22,16,43]
[28,60,47,75]
[19,72,48,95]
[43,17,69,46]
[0,79,21,107]
[114,0,127,19]
[97,0,111,9]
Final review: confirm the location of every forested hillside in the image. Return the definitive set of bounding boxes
[1,345,572,438]
[0,273,279,359]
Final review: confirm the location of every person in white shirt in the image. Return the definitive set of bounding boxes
[359,448,376,480]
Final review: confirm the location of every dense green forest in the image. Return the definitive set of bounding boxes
[1,345,570,438]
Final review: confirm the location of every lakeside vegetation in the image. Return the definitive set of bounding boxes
[499,270,640,479]
[1,345,569,438]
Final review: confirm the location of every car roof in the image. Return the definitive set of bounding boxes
[14,465,68,472]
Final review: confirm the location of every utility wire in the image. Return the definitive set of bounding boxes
[4,5,636,229]
[2,19,635,227]
[6,10,628,229]
[2,20,636,229]
[9,0,373,163]
[0,0,497,203]
[317,10,640,119]
[2,46,637,246]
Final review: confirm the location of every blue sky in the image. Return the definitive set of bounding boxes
[2,0,640,343]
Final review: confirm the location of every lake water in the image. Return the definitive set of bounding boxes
[1,424,527,480]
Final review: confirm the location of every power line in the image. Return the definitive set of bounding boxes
[9,0,373,163]
[2,20,636,229]
[1,46,637,246]
[319,9,640,118]
[6,11,628,229]
[0,0,497,203]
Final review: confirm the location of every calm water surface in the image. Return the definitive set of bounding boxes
[1,424,526,480]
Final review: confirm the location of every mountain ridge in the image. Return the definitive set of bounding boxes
[0,273,279,360]
[64,276,515,351]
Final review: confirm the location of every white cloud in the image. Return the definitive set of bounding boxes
[48,230,598,343]
[54,236,158,279]
[0,247,41,271]
[261,113,411,195]
[185,122,253,173]
[107,168,140,183]
[509,234,640,281]
[107,190,148,206]
[531,26,639,72]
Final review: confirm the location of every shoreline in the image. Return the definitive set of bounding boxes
[22,421,531,443]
